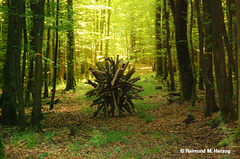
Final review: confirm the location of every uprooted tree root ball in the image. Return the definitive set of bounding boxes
[85,55,144,117]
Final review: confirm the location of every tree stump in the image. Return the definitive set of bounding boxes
[85,55,144,117]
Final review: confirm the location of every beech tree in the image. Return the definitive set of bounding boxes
[169,0,195,100]
[1,0,24,126]
[211,0,235,122]
[155,0,163,77]
[65,0,75,91]
[30,0,45,128]
[233,0,240,141]
[50,0,59,110]
[196,0,218,116]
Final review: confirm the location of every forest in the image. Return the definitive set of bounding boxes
[0,0,240,158]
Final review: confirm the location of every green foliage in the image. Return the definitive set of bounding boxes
[0,135,6,159]
[38,152,49,157]
[10,131,56,149]
[205,117,221,128]
[88,130,132,148]
[11,132,37,149]
[145,116,154,123]
[89,130,104,147]
[68,140,84,151]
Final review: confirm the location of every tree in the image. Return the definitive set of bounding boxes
[0,135,6,159]
[105,0,111,58]
[233,0,240,141]
[197,0,218,116]
[164,0,175,91]
[30,0,45,128]
[43,0,51,98]
[65,0,75,91]
[155,0,163,77]
[211,0,234,122]
[1,0,23,126]
[169,0,195,100]
[50,0,59,110]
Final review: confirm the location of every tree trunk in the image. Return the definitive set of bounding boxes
[165,0,174,91]
[105,0,111,58]
[200,0,218,116]
[2,0,23,126]
[189,0,197,105]
[30,0,45,128]
[163,0,168,80]
[227,0,234,95]
[50,0,59,110]
[16,0,25,131]
[233,0,240,141]
[43,0,51,98]
[197,0,204,91]
[211,0,234,122]
[65,0,75,91]
[169,0,195,100]
[25,27,35,104]
[155,0,163,77]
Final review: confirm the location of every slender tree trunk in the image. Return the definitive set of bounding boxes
[30,0,45,128]
[233,0,240,141]
[50,0,59,110]
[22,1,28,88]
[25,54,34,104]
[105,0,111,58]
[189,0,197,105]
[155,0,163,77]
[44,0,51,98]
[197,0,204,91]
[17,0,25,130]
[65,0,75,91]
[163,0,168,80]
[169,0,195,100]
[200,0,218,116]
[227,0,234,95]
[211,0,234,122]
[165,0,174,91]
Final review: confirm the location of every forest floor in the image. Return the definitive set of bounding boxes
[1,64,240,159]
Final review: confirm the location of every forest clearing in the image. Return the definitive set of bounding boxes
[1,65,240,158]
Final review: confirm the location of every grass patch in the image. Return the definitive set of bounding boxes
[68,140,84,151]
[88,130,132,147]
[11,132,37,149]
[145,116,154,123]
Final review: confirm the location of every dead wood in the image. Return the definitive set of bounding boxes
[86,56,144,117]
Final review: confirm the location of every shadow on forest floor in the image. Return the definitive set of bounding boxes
[1,64,240,158]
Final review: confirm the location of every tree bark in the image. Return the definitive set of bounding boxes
[2,0,23,126]
[65,0,75,91]
[155,0,163,77]
[43,0,51,98]
[233,0,240,141]
[164,0,174,91]
[189,0,197,105]
[105,0,111,58]
[50,0,59,110]
[200,0,218,116]
[30,0,45,128]
[211,0,234,121]
[169,0,195,100]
